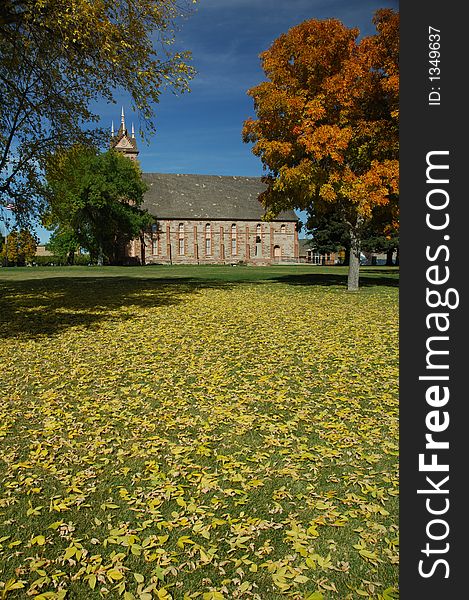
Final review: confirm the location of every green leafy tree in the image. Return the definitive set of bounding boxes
[307,196,399,265]
[361,198,399,265]
[306,202,350,260]
[243,9,399,290]
[46,227,81,266]
[44,147,151,265]
[0,0,196,222]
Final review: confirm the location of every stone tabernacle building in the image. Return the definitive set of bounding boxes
[110,109,299,265]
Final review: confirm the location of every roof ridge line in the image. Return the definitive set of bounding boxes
[143,172,262,179]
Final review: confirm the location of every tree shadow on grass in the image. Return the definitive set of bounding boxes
[0,276,231,339]
[0,267,398,339]
[272,268,399,288]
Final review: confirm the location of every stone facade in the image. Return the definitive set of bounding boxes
[126,218,299,265]
[111,110,299,265]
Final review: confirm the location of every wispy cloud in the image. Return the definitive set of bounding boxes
[111,1,400,177]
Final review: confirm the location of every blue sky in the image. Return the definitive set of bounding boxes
[36,0,398,243]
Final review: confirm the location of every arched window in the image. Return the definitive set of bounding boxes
[178,223,185,255]
[255,224,262,257]
[205,223,212,255]
[280,224,286,235]
[231,224,237,255]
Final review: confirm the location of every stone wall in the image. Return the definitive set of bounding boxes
[128,219,299,265]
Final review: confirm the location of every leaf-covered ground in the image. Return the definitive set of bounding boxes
[0,267,399,600]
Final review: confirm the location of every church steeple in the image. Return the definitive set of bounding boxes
[120,106,126,134]
[110,107,139,161]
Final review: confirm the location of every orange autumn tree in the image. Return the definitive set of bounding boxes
[242,9,399,290]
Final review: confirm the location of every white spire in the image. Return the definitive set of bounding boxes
[131,123,135,139]
[121,106,125,131]
[111,121,114,136]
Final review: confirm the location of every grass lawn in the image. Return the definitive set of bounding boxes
[0,265,399,599]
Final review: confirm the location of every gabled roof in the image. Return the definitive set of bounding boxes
[298,238,314,252]
[110,108,138,152]
[141,173,298,222]
[111,133,138,151]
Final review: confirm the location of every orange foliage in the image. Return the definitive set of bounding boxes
[242,9,399,225]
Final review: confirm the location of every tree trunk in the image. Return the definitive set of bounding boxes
[140,234,146,266]
[97,246,103,266]
[395,247,399,266]
[347,218,362,291]
[386,248,394,266]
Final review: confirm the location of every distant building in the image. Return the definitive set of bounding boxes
[112,109,299,265]
[298,238,338,265]
[36,244,53,257]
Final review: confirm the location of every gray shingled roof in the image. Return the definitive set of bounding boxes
[298,238,314,251]
[141,173,298,222]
